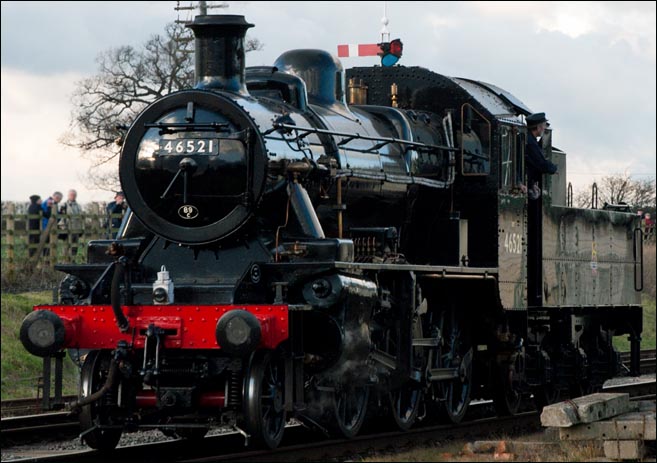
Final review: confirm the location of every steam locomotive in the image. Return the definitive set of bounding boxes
[20,15,644,450]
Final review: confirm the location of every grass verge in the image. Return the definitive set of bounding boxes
[1,292,79,400]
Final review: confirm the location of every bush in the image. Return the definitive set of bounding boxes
[1,261,61,294]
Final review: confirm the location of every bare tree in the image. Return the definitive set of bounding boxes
[631,177,657,212]
[62,22,262,191]
[575,173,656,212]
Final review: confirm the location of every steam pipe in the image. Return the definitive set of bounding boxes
[287,180,325,239]
[111,259,130,333]
[70,358,118,412]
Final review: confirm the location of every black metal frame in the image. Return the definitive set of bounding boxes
[40,352,65,410]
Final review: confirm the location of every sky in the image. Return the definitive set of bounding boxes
[1,1,655,202]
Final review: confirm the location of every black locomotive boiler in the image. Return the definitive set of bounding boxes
[20,15,644,449]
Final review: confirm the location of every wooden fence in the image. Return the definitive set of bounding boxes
[1,203,124,269]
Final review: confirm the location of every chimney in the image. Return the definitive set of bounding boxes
[187,15,254,95]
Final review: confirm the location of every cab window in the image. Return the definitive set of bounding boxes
[500,126,513,189]
[499,125,525,191]
[515,130,525,187]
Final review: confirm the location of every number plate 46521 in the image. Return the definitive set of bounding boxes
[159,139,219,155]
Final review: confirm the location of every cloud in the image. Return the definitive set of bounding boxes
[0,1,177,73]
[0,68,111,202]
[416,2,655,191]
[1,1,655,201]
[470,1,656,59]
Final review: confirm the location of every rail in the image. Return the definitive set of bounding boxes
[0,395,77,418]
[620,348,656,374]
[2,374,654,460]
[1,407,540,461]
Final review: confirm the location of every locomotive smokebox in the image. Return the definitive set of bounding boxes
[187,15,254,95]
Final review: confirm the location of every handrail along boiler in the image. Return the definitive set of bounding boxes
[19,14,643,449]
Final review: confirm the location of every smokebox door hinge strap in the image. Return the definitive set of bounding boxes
[186,102,195,122]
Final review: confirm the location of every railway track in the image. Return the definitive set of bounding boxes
[3,377,654,463]
[180,412,541,463]
[620,348,656,374]
[1,410,541,463]
[0,412,79,447]
[1,396,76,418]
[2,350,653,460]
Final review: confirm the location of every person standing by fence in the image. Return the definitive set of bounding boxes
[41,191,62,256]
[27,194,42,257]
[41,191,62,230]
[105,191,126,238]
[59,189,83,256]
[645,212,654,242]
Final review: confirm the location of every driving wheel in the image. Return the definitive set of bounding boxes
[330,384,369,438]
[389,312,425,430]
[242,351,287,449]
[493,355,524,416]
[79,350,123,450]
[432,306,473,424]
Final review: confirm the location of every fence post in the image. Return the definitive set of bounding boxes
[63,212,71,262]
[28,212,40,258]
[93,204,102,240]
[6,203,15,270]
[48,204,58,268]
[100,203,106,239]
[31,218,56,265]
[41,356,51,411]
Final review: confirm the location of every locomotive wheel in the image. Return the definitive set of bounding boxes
[79,350,123,450]
[389,313,425,431]
[329,384,369,438]
[533,345,560,409]
[433,307,473,424]
[493,359,523,416]
[242,351,287,449]
[389,386,422,431]
[569,347,593,398]
[436,351,473,423]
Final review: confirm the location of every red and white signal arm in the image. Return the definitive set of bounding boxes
[337,43,381,58]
